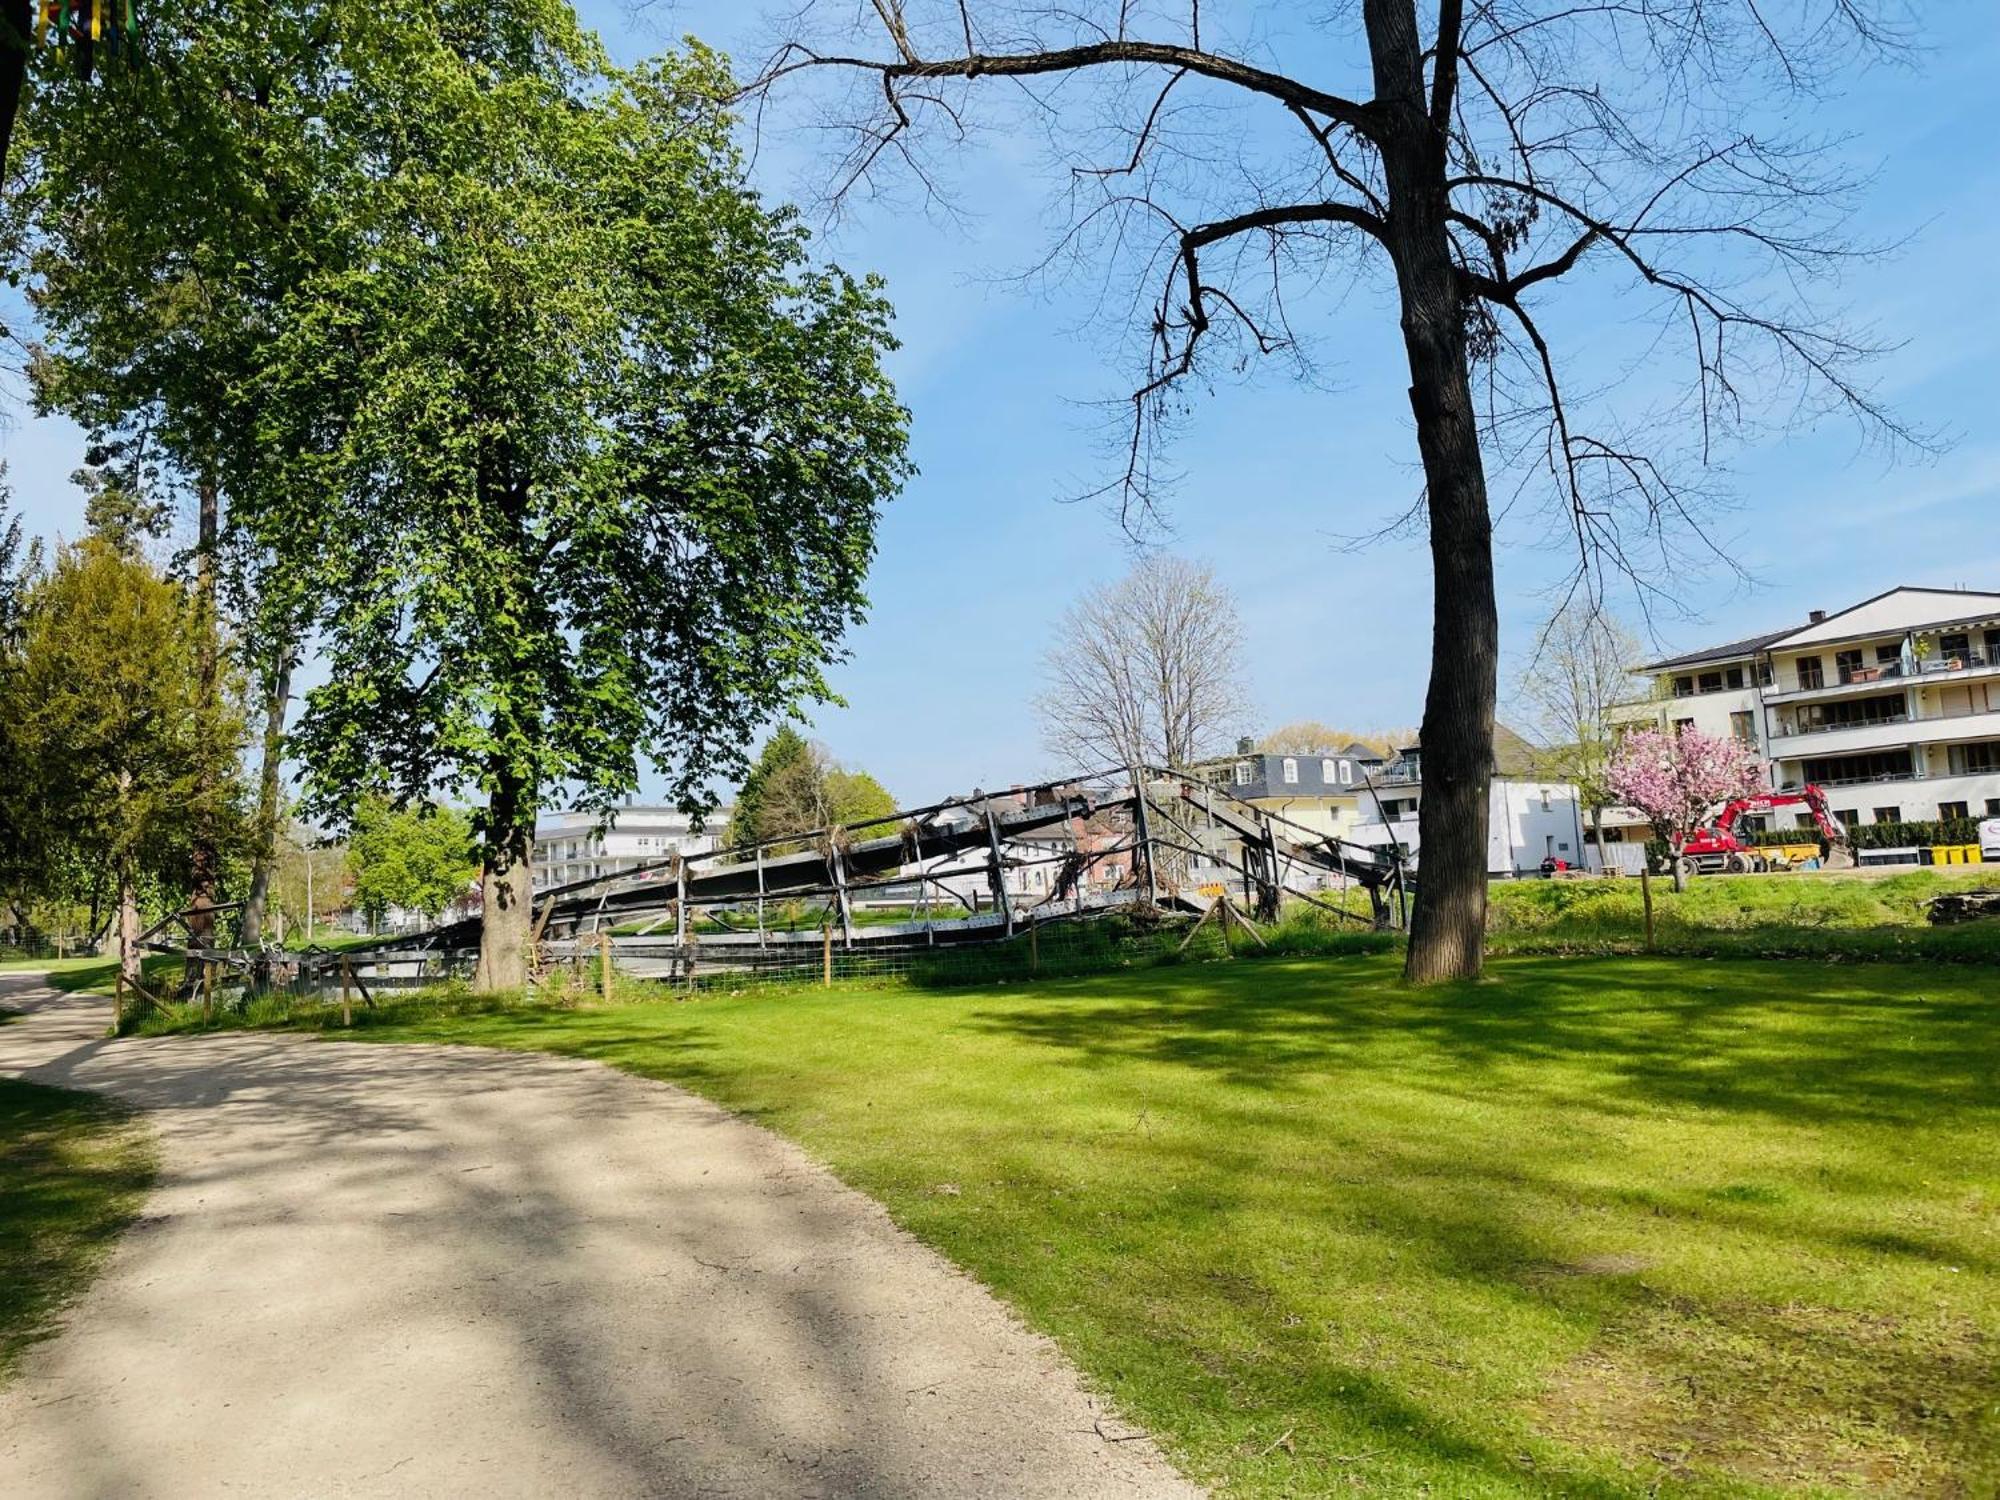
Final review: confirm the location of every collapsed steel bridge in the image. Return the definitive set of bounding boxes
[129,767,1411,1006]
[325,766,1411,984]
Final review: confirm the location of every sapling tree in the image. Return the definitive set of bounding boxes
[744,0,1921,980]
[1603,725,1764,889]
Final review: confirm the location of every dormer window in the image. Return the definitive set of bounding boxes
[1233,761,1252,786]
[1282,758,1299,784]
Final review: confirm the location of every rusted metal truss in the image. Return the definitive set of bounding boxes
[135,765,1410,996]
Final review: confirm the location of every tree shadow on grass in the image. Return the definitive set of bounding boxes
[956,954,1997,1128]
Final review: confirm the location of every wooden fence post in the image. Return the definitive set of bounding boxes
[201,960,215,1025]
[598,928,612,1004]
[1640,862,1657,953]
[822,922,833,988]
[1028,917,1039,976]
[340,956,353,1028]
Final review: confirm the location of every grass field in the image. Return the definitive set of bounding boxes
[137,951,2000,1497]
[0,1024,156,1384]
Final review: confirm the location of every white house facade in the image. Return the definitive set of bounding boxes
[1344,762,1593,875]
[1613,586,2000,832]
[531,804,730,892]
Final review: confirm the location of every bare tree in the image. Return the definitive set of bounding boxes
[1037,555,1246,772]
[1514,602,1642,859]
[743,0,1920,980]
[1260,722,1413,759]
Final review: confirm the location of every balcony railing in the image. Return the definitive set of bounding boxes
[1782,649,1999,695]
[1777,712,1910,738]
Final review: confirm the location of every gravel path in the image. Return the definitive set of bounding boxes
[0,975,1199,1499]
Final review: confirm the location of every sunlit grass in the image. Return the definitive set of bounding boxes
[0,1066,156,1384]
[137,952,2000,1496]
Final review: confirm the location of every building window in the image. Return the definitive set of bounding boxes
[1802,749,1913,786]
[1987,798,2000,817]
[1729,711,1755,743]
[1697,670,1724,693]
[1876,643,1901,665]
[1339,760,1353,785]
[1872,806,1900,824]
[1795,812,1817,830]
[1671,675,1694,698]
[1540,790,1552,811]
[1835,809,1859,829]
[1282,757,1299,784]
[1797,656,1824,690]
[1939,631,1971,665]
[1939,801,1969,820]
[1835,649,1864,683]
[1321,758,1337,784]
[1946,741,2000,777]
[1757,660,1774,687]
[1725,665,1745,690]
[1233,761,1252,786]
[1672,717,1695,735]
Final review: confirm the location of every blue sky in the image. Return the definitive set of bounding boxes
[7,2,1998,806]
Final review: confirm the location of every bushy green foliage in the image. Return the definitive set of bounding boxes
[1845,816,1981,850]
[345,797,477,927]
[0,542,248,935]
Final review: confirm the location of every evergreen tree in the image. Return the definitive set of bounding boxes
[0,541,247,991]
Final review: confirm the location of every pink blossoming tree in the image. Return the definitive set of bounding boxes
[1604,726,1767,888]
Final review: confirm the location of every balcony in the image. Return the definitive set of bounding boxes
[1768,700,2000,760]
[1764,648,2000,703]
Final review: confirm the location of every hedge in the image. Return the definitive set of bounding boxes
[1634,817,1985,864]
[1846,816,1981,850]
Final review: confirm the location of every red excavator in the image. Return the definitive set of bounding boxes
[1673,784,1854,877]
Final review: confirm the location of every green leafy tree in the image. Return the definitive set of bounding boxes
[247,46,908,988]
[725,726,813,847]
[16,10,911,989]
[824,768,896,827]
[346,798,477,931]
[728,730,897,847]
[0,540,247,989]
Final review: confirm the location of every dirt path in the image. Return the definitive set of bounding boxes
[0,976,1198,1498]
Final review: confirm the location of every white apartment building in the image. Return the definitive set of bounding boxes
[1344,767,1595,875]
[1614,586,2000,831]
[531,803,730,892]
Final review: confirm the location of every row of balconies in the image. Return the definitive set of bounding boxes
[1763,645,2000,703]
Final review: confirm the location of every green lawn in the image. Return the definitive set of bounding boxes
[0,1047,156,1383]
[142,953,2000,1496]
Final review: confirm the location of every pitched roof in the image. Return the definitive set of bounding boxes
[1636,625,1799,674]
[1762,585,2000,648]
[1491,723,1541,776]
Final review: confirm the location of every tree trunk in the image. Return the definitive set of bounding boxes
[116,857,140,991]
[0,0,29,186]
[237,648,295,949]
[1589,804,1606,872]
[471,764,535,992]
[182,477,222,984]
[1366,0,1499,984]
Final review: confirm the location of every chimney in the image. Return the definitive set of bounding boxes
[1236,736,1254,755]
[1808,609,1827,624]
